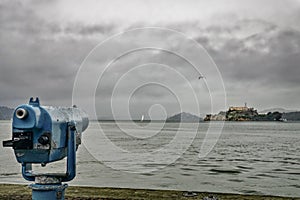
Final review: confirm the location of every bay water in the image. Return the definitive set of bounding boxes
[0,121,299,197]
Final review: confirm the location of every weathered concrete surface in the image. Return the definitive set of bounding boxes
[0,184,299,200]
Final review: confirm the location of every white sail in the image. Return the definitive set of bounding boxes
[141,115,144,122]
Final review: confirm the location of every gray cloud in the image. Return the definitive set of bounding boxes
[199,22,300,110]
[1,0,300,118]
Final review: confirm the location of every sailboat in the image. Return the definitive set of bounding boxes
[141,115,144,122]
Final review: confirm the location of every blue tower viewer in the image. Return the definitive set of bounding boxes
[3,97,89,200]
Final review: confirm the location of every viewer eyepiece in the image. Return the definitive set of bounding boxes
[16,108,28,119]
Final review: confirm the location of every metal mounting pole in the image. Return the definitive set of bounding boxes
[30,182,68,200]
[27,123,77,200]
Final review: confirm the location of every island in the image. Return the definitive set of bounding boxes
[205,104,300,122]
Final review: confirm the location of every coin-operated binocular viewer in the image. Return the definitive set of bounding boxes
[3,98,89,200]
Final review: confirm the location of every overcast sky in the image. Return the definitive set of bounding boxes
[1,0,300,119]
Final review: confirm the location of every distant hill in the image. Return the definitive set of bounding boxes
[0,106,14,120]
[166,112,202,122]
[259,108,298,114]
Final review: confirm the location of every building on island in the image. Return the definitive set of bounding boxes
[228,103,253,112]
[205,103,258,121]
[204,112,226,121]
[226,103,258,121]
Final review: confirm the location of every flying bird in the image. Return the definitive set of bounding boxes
[198,75,205,79]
